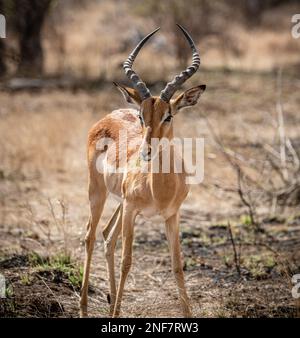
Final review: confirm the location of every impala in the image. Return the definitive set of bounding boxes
[80,24,206,318]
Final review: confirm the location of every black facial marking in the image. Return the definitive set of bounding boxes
[164,114,173,122]
[138,114,143,125]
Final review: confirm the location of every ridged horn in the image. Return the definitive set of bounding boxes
[123,27,160,100]
[160,24,200,102]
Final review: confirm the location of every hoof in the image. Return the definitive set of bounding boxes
[80,310,88,318]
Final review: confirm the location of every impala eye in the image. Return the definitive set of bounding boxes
[164,115,173,123]
[138,114,143,125]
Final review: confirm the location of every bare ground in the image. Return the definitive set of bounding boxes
[0,71,300,317]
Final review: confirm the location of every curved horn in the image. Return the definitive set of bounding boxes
[123,27,160,100]
[160,24,200,102]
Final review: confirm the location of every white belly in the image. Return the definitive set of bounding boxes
[108,198,170,223]
[140,205,173,223]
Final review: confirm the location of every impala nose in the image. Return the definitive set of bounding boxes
[141,148,151,162]
[140,127,152,161]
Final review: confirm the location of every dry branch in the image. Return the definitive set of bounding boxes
[227,222,241,277]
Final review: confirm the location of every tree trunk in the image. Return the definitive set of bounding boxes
[243,0,264,26]
[14,0,52,77]
[0,39,5,76]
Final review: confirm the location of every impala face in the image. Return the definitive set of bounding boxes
[138,97,171,161]
[115,86,206,161]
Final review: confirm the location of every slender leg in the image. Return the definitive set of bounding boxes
[103,204,122,316]
[102,204,121,240]
[165,212,192,318]
[113,204,136,318]
[79,179,107,318]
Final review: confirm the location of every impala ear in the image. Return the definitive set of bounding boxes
[171,85,206,113]
[113,82,142,107]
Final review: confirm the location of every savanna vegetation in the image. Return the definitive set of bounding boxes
[0,0,300,317]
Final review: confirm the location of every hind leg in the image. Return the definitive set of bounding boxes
[80,176,107,317]
[103,205,122,316]
[102,204,122,316]
[113,203,137,317]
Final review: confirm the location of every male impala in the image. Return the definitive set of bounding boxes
[80,25,206,318]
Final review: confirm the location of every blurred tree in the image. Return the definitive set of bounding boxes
[132,0,300,68]
[134,0,215,67]
[242,0,300,26]
[166,0,212,67]
[132,0,236,68]
[14,0,52,76]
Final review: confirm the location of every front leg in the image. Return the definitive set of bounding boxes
[165,212,192,318]
[113,203,137,318]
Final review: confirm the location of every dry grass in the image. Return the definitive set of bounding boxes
[0,68,300,317]
[0,1,300,318]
